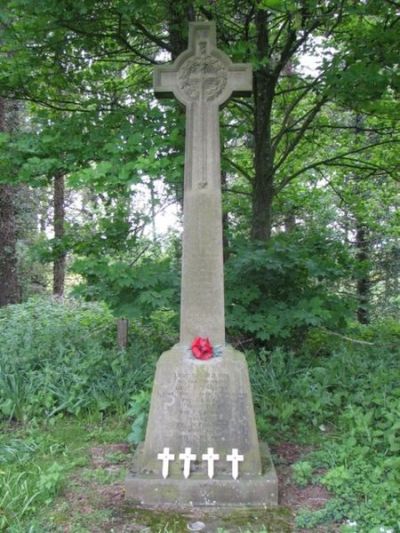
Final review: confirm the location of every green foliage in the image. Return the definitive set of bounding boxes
[249,320,400,530]
[0,435,66,530]
[0,297,156,421]
[0,297,399,530]
[225,230,352,347]
[127,389,152,445]
[0,417,129,531]
[291,461,313,487]
[326,1,400,114]
[252,325,399,437]
[357,317,400,345]
[72,252,180,321]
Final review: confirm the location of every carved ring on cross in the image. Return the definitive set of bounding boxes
[178,55,228,102]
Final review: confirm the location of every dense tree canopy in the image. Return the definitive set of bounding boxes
[0,4,399,530]
[0,0,398,333]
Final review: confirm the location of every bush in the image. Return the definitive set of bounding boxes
[72,252,180,322]
[292,461,313,487]
[225,230,352,348]
[0,297,156,421]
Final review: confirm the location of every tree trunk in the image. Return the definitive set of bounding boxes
[0,97,21,306]
[221,168,230,262]
[352,115,370,324]
[0,184,21,306]
[167,0,194,60]
[53,172,66,296]
[355,221,370,324]
[149,178,157,242]
[38,188,50,233]
[117,318,129,350]
[284,213,296,233]
[251,9,276,241]
[165,0,195,209]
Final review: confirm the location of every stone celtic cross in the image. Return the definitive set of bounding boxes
[126,22,278,506]
[154,21,252,346]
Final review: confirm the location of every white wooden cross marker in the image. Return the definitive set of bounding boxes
[227,448,244,480]
[179,447,197,479]
[202,447,220,479]
[157,447,175,479]
[154,22,252,346]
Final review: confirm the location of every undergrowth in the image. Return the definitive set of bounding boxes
[0,297,399,531]
[0,296,165,529]
[0,296,163,421]
[249,322,400,531]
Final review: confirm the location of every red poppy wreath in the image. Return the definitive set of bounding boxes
[191,337,213,360]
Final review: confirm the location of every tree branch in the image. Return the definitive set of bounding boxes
[131,19,171,53]
[222,156,254,182]
[223,187,251,197]
[115,33,158,64]
[272,75,324,149]
[318,327,375,346]
[276,139,400,193]
[274,96,328,172]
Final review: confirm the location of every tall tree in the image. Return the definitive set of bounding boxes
[0,97,21,306]
[216,1,399,240]
[53,171,65,296]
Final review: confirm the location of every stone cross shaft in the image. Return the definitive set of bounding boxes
[154,22,252,345]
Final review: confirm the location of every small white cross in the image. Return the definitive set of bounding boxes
[227,448,244,480]
[157,447,175,479]
[179,447,197,479]
[202,447,220,479]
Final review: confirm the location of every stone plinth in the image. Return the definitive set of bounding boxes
[126,443,278,507]
[125,345,278,506]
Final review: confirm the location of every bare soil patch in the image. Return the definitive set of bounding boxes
[272,442,330,511]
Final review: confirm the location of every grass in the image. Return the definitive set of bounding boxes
[0,416,129,531]
[0,417,292,533]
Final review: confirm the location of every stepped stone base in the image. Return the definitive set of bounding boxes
[125,442,278,506]
[125,344,278,507]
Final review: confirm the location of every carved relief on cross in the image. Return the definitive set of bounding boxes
[154,22,251,192]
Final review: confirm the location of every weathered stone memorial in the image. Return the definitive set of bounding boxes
[125,21,278,506]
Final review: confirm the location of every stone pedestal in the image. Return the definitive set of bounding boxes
[125,345,278,506]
